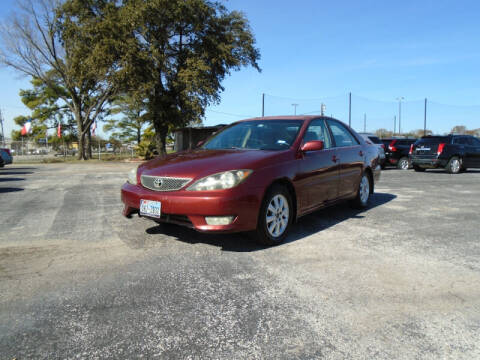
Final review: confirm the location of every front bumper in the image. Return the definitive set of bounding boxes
[121,182,262,233]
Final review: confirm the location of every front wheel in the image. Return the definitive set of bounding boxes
[254,185,292,246]
[446,156,461,174]
[350,173,371,209]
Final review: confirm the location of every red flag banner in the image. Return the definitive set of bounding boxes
[57,123,62,138]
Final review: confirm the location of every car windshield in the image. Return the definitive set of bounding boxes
[203,120,303,150]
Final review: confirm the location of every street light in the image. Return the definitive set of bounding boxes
[396,97,404,135]
[291,103,299,115]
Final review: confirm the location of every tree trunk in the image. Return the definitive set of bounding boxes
[153,119,168,157]
[74,108,88,160]
[78,132,86,160]
[87,131,92,159]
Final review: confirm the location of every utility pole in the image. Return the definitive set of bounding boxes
[262,93,265,117]
[0,109,5,147]
[321,103,326,116]
[396,97,404,135]
[348,92,352,127]
[291,103,299,115]
[424,98,427,136]
[363,113,366,132]
[393,116,396,136]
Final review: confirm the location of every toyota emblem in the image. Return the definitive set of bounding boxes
[153,178,163,188]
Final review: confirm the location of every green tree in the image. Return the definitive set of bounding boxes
[123,0,260,156]
[103,95,148,144]
[0,0,132,159]
[11,75,76,141]
[451,125,467,134]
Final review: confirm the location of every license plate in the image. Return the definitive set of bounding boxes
[140,199,161,218]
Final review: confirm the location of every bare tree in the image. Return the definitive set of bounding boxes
[0,0,124,159]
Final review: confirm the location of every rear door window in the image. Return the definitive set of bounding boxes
[327,120,359,147]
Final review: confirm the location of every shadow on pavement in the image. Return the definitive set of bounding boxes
[0,171,34,175]
[0,167,37,170]
[0,187,25,193]
[144,192,396,252]
[0,177,25,182]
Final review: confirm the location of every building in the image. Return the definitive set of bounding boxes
[173,125,226,152]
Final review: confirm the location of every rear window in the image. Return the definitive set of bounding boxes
[417,136,450,144]
[397,139,416,145]
[367,136,382,144]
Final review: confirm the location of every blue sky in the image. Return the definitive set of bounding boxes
[1,0,480,137]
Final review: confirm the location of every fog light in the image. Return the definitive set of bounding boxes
[205,216,235,225]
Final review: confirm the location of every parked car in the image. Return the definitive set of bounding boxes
[121,116,381,245]
[381,138,417,170]
[358,133,386,169]
[0,148,13,166]
[409,134,480,174]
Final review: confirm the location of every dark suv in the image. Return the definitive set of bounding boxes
[410,135,480,174]
[381,138,417,170]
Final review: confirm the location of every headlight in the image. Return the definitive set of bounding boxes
[127,167,138,185]
[186,170,252,191]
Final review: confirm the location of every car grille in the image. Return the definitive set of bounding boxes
[141,175,192,192]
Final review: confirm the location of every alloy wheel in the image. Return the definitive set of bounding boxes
[359,175,370,204]
[266,194,289,238]
[451,159,460,173]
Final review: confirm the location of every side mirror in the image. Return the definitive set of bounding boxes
[301,140,324,152]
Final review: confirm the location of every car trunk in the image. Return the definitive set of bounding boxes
[413,137,450,156]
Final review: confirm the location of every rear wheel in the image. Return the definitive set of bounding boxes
[350,173,371,209]
[254,185,292,246]
[413,165,426,172]
[446,156,461,174]
[397,157,410,170]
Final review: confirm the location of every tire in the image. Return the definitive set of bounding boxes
[413,165,426,172]
[397,157,410,170]
[254,185,292,246]
[350,172,371,209]
[446,156,461,174]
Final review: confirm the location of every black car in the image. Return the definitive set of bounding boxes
[381,138,417,170]
[410,134,480,174]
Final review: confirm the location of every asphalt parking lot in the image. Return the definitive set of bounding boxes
[1,163,479,359]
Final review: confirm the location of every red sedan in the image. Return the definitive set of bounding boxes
[121,116,381,245]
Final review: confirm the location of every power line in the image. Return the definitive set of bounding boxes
[206,109,254,118]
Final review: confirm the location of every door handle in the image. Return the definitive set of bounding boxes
[359,151,364,156]
[332,155,338,163]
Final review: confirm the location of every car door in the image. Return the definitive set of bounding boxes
[466,137,480,167]
[326,119,364,199]
[454,137,473,167]
[295,119,338,213]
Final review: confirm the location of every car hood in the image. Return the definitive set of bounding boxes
[139,149,288,179]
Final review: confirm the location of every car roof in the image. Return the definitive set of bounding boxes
[238,115,339,122]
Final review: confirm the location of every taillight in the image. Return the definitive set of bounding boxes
[388,140,397,152]
[409,144,414,155]
[437,143,446,155]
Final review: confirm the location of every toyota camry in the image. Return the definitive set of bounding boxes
[121,116,381,245]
